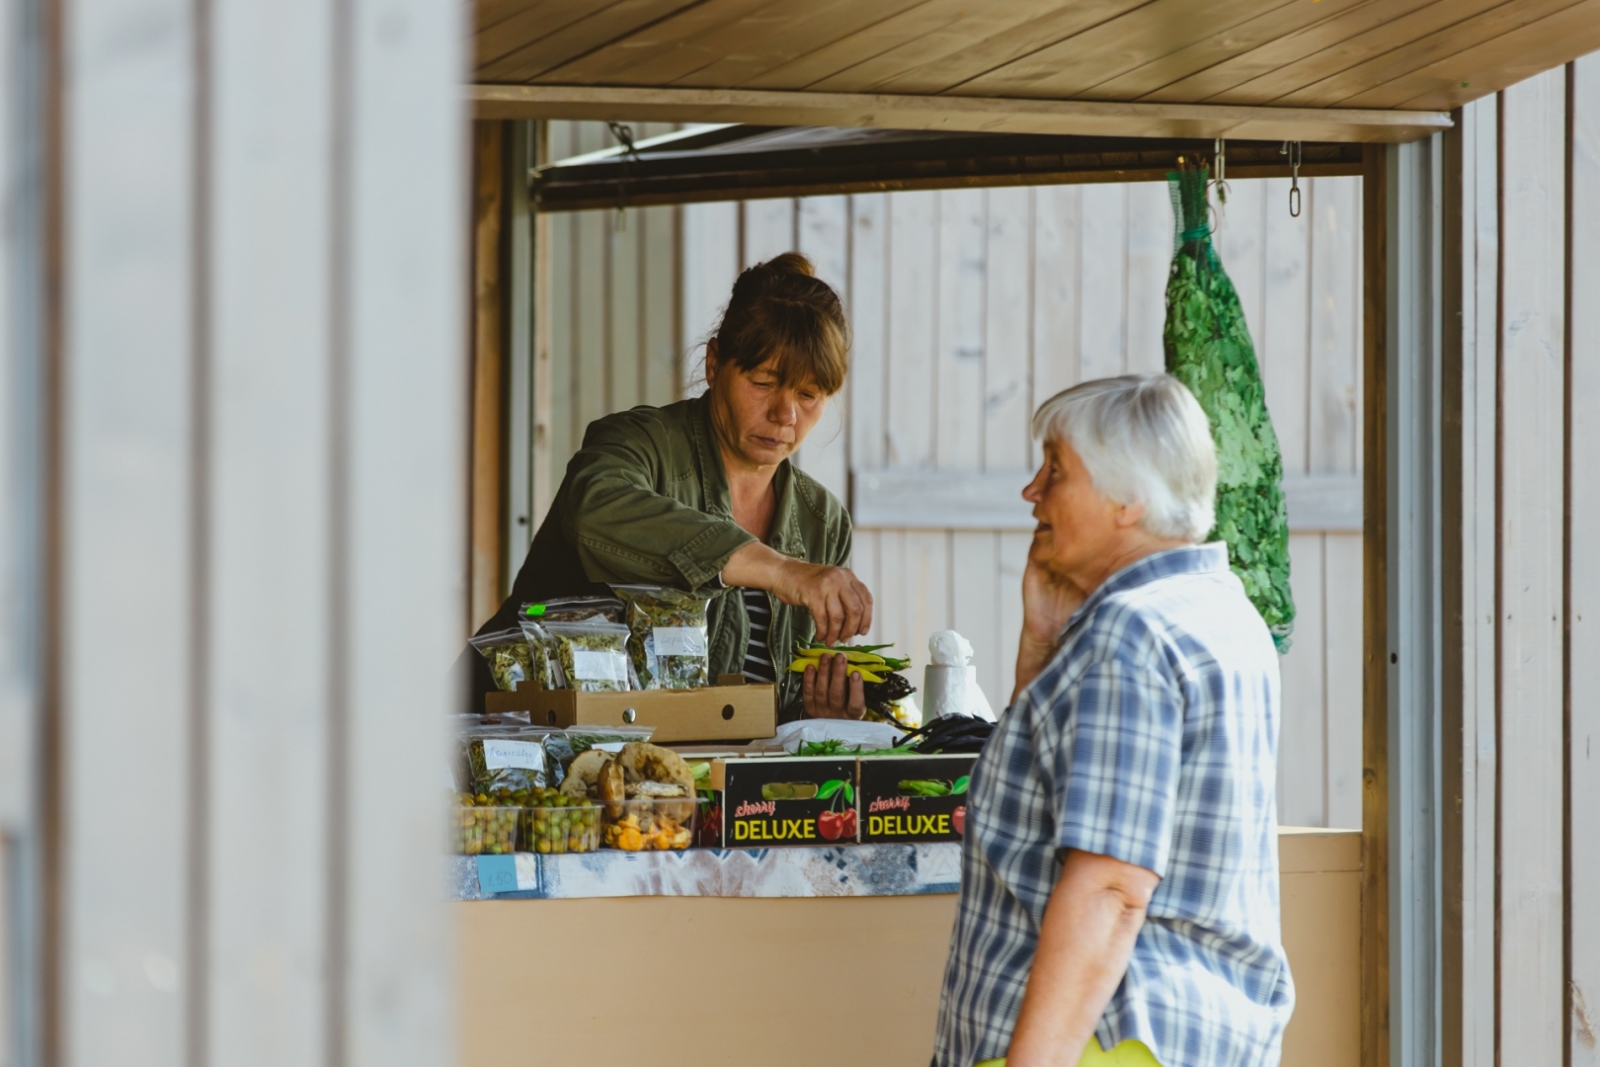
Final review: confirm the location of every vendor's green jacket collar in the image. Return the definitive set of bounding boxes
[465,393,853,721]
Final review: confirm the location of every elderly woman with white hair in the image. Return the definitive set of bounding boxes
[933,375,1293,1067]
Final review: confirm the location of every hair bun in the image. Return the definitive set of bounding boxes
[758,251,816,278]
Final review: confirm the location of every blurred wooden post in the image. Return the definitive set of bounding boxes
[471,121,508,631]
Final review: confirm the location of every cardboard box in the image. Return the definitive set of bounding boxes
[856,754,976,843]
[485,677,775,744]
[710,756,858,846]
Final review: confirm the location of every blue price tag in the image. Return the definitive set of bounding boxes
[476,855,518,895]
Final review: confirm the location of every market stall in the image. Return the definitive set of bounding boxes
[451,572,1360,1067]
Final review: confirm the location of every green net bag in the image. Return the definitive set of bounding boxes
[1163,167,1295,653]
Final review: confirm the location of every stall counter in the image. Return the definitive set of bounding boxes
[456,829,1358,1067]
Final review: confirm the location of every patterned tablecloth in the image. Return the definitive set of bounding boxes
[452,842,963,900]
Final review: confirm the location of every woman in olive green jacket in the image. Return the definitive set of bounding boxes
[463,253,873,722]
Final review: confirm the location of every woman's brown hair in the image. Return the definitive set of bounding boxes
[711,252,850,395]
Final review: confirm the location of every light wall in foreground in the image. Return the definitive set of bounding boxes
[0,0,466,1062]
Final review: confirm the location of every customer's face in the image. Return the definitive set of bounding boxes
[706,347,828,469]
[1021,438,1130,582]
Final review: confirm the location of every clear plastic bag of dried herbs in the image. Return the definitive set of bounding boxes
[467,628,534,692]
[610,584,713,690]
[459,722,559,794]
[514,618,565,690]
[541,618,637,692]
[521,596,625,625]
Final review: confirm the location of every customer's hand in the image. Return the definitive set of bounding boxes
[801,653,868,720]
[1013,558,1087,703]
[722,543,874,646]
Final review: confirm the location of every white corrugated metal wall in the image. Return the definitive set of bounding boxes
[541,120,1363,829]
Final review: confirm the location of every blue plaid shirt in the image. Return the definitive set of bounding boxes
[934,543,1293,1067]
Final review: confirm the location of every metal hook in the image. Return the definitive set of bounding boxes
[1282,140,1303,218]
[607,121,642,231]
[1213,137,1228,204]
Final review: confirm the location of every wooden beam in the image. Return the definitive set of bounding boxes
[1361,139,1391,1067]
[531,121,554,532]
[470,84,1452,144]
[849,468,1362,532]
[470,121,507,632]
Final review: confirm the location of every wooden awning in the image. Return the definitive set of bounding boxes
[531,124,1364,210]
[469,0,1600,142]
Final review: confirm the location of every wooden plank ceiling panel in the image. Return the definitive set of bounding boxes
[1080,0,1378,101]
[741,0,1145,93]
[1341,0,1600,109]
[1273,0,1593,107]
[476,0,701,83]
[538,0,921,87]
[666,0,933,87]
[1137,0,1446,103]
[951,0,1322,99]
[475,0,543,35]
[468,0,1598,139]
[799,0,1138,94]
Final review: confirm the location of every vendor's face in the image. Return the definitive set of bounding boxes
[706,347,828,468]
[1022,438,1139,584]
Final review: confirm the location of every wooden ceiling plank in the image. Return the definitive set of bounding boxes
[475,0,704,84]
[739,0,1142,93]
[1079,0,1374,102]
[1209,0,1548,107]
[472,83,1453,142]
[535,0,823,86]
[476,0,531,35]
[735,0,1025,91]
[1270,0,1589,107]
[951,0,1323,99]
[790,0,1154,96]
[669,0,933,87]
[1138,0,1440,103]
[475,0,634,69]
[802,0,1139,94]
[1355,0,1600,109]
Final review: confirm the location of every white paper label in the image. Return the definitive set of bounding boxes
[480,738,544,771]
[652,625,706,657]
[591,741,627,753]
[571,648,628,683]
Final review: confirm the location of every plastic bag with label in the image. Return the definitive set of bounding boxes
[611,584,713,690]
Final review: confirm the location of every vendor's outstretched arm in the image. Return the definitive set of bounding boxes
[721,541,872,648]
[1005,849,1158,1067]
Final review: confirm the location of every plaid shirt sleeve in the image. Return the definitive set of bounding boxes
[1043,656,1183,877]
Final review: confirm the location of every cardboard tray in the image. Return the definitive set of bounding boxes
[484,675,776,744]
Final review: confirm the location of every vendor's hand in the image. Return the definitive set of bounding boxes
[775,560,873,646]
[801,653,868,720]
[1013,557,1087,703]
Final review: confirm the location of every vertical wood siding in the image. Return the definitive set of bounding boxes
[1497,68,1569,1063]
[22,0,467,1061]
[1570,53,1600,1067]
[543,121,1364,828]
[1444,60,1600,1067]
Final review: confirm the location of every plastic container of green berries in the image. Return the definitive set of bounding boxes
[522,800,602,854]
[454,800,520,855]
